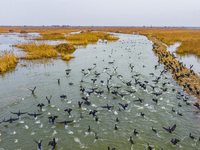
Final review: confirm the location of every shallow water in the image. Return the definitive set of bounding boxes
[0,33,200,150]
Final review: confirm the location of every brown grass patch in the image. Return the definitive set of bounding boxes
[0,51,18,72]
[15,43,58,59]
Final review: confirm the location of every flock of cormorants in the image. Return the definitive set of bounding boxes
[1,36,200,150]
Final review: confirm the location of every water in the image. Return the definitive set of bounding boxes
[0,33,200,149]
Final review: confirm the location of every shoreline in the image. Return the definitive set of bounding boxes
[145,35,200,102]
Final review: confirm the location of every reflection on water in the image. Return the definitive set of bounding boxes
[0,33,200,150]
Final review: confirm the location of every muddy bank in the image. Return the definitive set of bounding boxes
[146,35,200,102]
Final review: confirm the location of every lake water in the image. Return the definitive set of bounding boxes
[0,33,200,150]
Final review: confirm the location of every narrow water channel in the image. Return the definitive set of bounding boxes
[0,33,200,150]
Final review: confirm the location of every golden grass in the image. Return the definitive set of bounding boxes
[15,43,58,59]
[14,42,76,60]
[61,54,75,61]
[0,51,18,72]
[65,31,119,46]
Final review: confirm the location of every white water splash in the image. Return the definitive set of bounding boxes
[68,131,73,134]
[31,132,35,135]
[14,139,18,143]
[114,111,118,115]
[24,125,29,129]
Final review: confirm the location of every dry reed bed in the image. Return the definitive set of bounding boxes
[0,51,18,72]
[14,42,76,61]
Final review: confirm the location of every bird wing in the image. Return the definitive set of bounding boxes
[118,103,124,107]
[162,126,170,132]
[56,121,65,124]
[175,138,180,143]
[28,113,34,116]
[133,100,140,102]
[109,106,114,108]
[10,111,18,114]
[171,124,176,131]
[41,103,44,106]
[12,118,19,121]
[35,113,43,116]
[33,86,36,90]
[48,141,53,146]
[66,120,74,124]
[3,119,10,122]
[19,112,27,114]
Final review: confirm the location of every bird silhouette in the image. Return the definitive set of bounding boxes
[130,136,134,144]
[101,104,114,110]
[48,138,57,150]
[28,112,43,118]
[118,103,128,110]
[34,139,42,150]
[37,103,45,110]
[28,86,36,94]
[10,110,27,117]
[3,117,19,123]
[78,101,83,108]
[46,95,52,105]
[162,124,176,133]
[48,116,58,124]
[171,138,180,145]
[64,108,72,115]
[152,126,157,133]
[56,120,73,125]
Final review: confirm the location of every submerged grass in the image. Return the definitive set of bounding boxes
[0,51,18,72]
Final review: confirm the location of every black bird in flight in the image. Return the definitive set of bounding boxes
[48,116,58,124]
[151,92,162,96]
[64,108,72,115]
[78,101,83,108]
[28,86,36,94]
[118,103,128,110]
[101,104,114,110]
[133,98,144,103]
[48,138,57,150]
[10,110,27,117]
[89,110,98,117]
[56,120,73,125]
[34,139,42,150]
[3,117,19,123]
[162,124,176,133]
[37,103,45,110]
[28,112,43,118]
[46,95,52,105]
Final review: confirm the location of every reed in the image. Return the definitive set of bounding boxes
[0,51,18,72]
[15,42,58,59]
[66,31,119,43]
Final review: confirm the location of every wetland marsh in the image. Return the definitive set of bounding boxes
[0,31,200,149]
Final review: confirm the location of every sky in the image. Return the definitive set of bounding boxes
[0,0,200,27]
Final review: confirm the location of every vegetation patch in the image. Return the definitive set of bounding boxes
[15,43,58,59]
[0,51,18,73]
